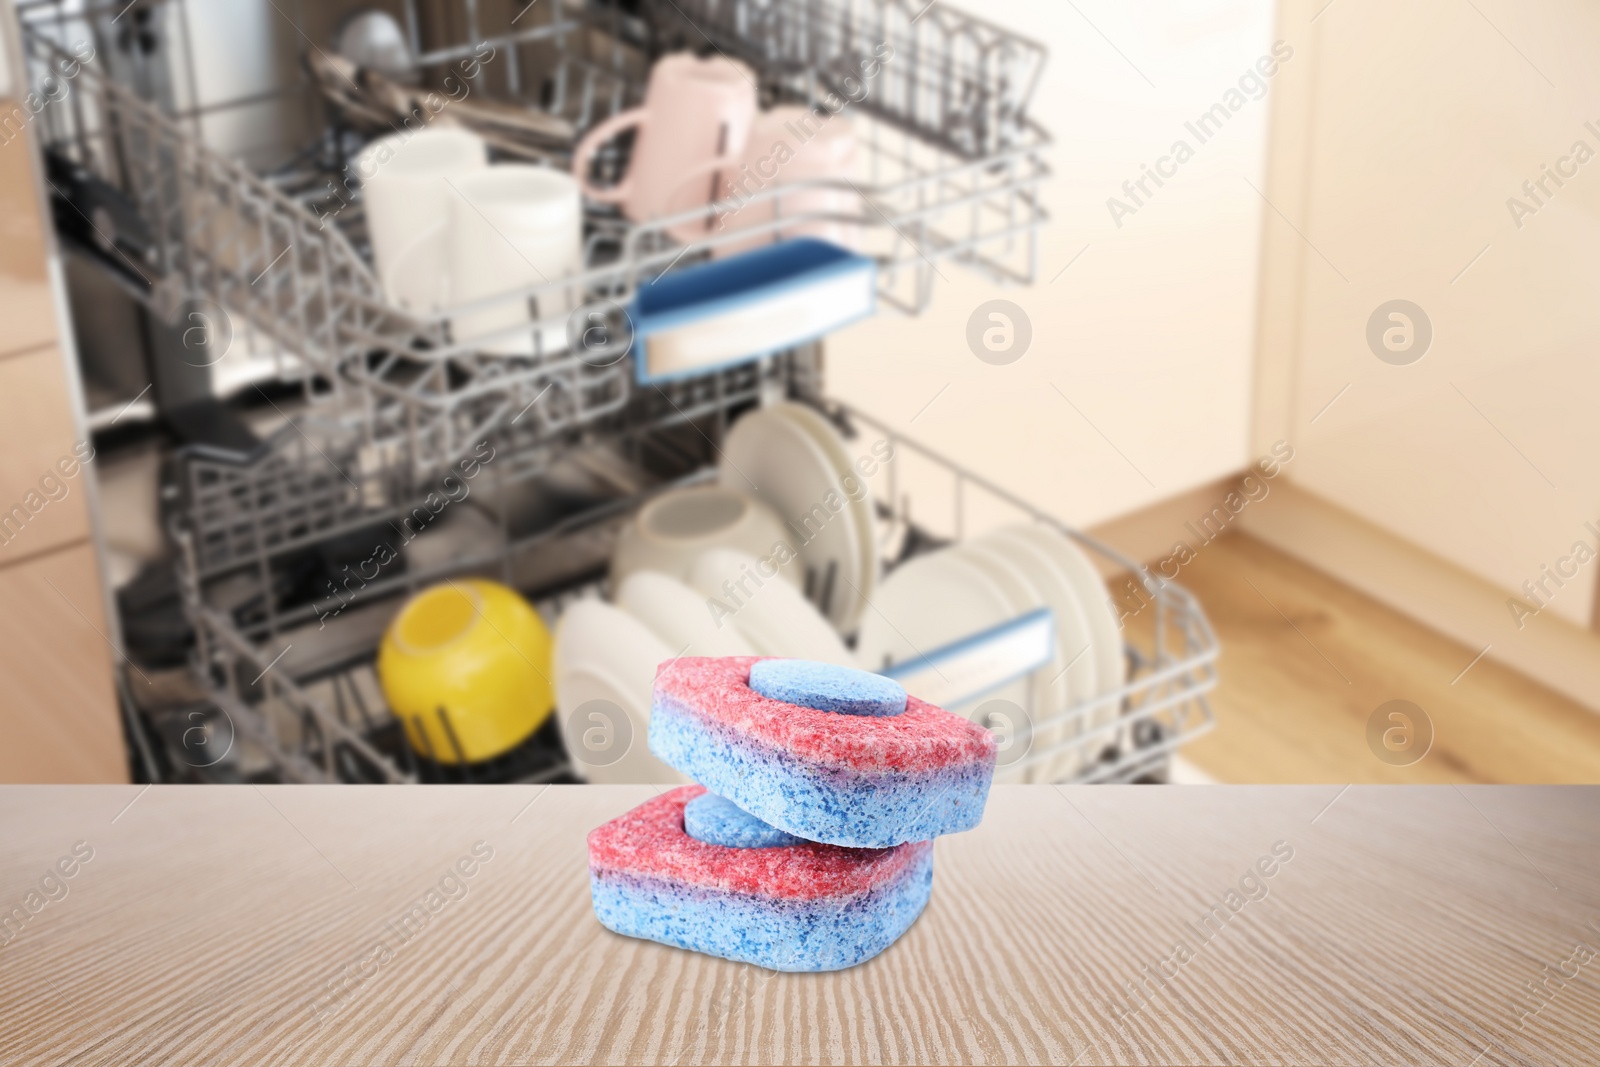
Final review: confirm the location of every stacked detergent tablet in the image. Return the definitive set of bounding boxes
[588,656,998,971]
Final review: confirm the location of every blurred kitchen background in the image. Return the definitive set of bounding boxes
[0,0,1595,786]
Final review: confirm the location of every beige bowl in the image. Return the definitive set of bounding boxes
[611,485,799,590]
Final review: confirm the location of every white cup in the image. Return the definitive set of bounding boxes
[358,127,488,315]
[446,165,583,356]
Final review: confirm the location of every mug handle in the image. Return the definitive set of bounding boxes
[571,107,649,205]
[660,155,733,213]
[380,217,449,311]
[656,154,748,242]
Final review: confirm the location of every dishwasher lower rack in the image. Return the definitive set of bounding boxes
[146,397,1218,785]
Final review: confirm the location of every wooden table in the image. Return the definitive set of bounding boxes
[2,785,1596,1065]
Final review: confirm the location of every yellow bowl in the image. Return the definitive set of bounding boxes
[377,579,554,764]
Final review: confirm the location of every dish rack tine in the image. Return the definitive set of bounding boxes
[343,672,379,734]
[411,714,440,769]
[437,708,475,782]
[396,715,420,780]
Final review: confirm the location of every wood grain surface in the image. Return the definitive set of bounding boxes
[1,785,1597,1065]
[1167,534,1600,784]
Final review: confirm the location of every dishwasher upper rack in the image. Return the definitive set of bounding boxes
[19,3,1049,469]
[310,0,1047,159]
[645,0,1047,158]
[161,392,1217,787]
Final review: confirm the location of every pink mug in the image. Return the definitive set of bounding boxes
[571,53,757,235]
[681,106,860,257]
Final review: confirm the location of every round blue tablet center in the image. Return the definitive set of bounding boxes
[748,659,907,717]
[683,792,803,849]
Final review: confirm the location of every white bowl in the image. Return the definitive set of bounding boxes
[611,485,798,589]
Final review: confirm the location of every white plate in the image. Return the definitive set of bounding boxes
[616,570,758,658]
[954,541,1049,783]
[983,529,1100,782]
[720,404,864,631]
[772,402,880,632]
[557,662,688,784]
[688,548,854,666]
[554,599,687,784]
[855,548,1031,716]
[1007,524,1126,738]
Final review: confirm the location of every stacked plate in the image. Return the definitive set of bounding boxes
[554,402,1124,785]
[855,523,1125,783]
[686,549,856,666]
[554,598,689,785]
[719,402,880,633]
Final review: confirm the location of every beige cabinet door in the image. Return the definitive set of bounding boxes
[0,542,126,782]
[1265,0,1600,628]
[0,98,59,359]
[0,347,94,564]
[0,85,126,781]
[826,0,1278,530]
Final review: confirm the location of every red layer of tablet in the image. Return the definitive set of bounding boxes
[654,657,994,774]
[588,786,931,901]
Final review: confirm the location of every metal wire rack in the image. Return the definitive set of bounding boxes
[161,387,1216,785]
[19,0,1216,784]
[20,0,1049,476]
[176,351,800,633]
[835,405,1218,786]
[648,0,1047,158]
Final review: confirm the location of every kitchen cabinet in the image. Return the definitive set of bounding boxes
[1254,0,1600,630]
[0,347,95,563]
[829,0,1278,531]
[0,543,124,782]
[0,69,126,780]
[0,82,58,358]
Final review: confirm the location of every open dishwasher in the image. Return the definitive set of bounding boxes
[17,0,1216,784]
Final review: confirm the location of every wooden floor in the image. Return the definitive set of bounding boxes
[1160,533,1600,784]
